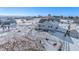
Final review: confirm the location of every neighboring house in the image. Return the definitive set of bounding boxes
[69,23,76,31]
[35,18,59,32]
[60,19,74,24]
[74,19,79,24]
[0,18,16,32]
[60,19,68,23]
[15,19,27,25]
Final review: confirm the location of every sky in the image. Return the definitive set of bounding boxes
[0,7,79,16]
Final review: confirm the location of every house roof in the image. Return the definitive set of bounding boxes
[39,18,55,23]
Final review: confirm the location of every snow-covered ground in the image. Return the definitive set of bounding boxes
[0,18,79,51]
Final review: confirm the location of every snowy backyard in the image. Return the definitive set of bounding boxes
[0,17,79,51]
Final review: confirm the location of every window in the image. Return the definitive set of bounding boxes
[48,26,52,28]
[38,25,41,27]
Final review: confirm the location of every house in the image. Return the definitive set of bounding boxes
[74,19,79,24]
[60,19,68,23]
[15,19,27,25]
[60,19,74,24]
[69,23,76,31]
[35,17,59,32]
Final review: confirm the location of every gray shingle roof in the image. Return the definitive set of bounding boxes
[39,18,54,23]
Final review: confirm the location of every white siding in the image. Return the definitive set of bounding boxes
[37,21,59,31]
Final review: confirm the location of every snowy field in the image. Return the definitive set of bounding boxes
[0,18,79,51]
